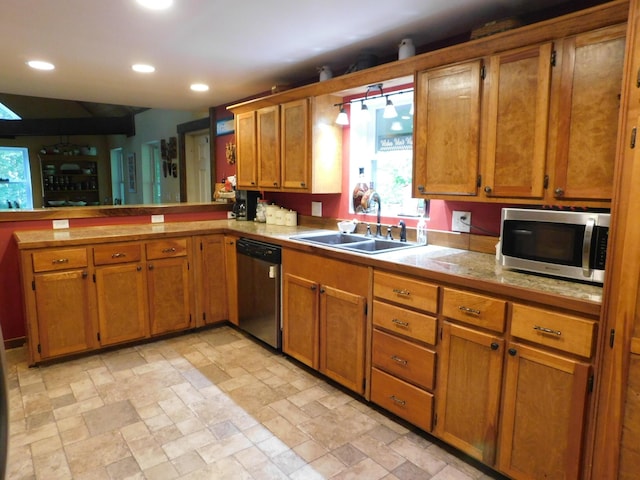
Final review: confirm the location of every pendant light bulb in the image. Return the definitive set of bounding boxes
[383,96,398,119]
[335,105,349,125]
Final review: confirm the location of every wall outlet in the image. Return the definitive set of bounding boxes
[52,219,69,229]
[151,214,165,223]
[311,201,322,217]
[452,211,471,233]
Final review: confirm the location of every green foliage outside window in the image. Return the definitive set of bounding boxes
[0,147,33,209]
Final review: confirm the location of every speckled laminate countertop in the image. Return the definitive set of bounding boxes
[14,219,603,316]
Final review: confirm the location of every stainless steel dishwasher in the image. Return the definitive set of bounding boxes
[236,238,282,349]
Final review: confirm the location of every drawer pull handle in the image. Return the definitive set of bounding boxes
[459,305,481,315]
[52,258,69,264]
[392,318,409,327]
[161,247,177,253]
[391,355,408,366]
[111,253,126,258]
[390,395,406,407]
[533,325,562,336]
[392,288,411,296]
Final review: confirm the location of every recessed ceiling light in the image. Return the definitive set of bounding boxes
[190,83,209,92]
[27,60,55,71]
[132,64,155,73]
[136,0,173,10]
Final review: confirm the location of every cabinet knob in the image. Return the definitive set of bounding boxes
[320,288,325,294]
[148,263,154,270]
[137,265,142,272]
[484,186,492,194]
[273,182,278,187]
[310,285,317,291]
[554,187,565,197]
[490,342,499,351]
[417,185,425,193]
[508,348,517,356]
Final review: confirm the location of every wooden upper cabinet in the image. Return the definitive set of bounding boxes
[281,99,310,190]
[553,23,626,201]
[235,111,257,188]
[257,105,281,189]
[482,43,553,199]
[414,60,482,196]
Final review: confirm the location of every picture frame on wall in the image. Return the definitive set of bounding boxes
[216,118,234,136]
[127,153,137,192]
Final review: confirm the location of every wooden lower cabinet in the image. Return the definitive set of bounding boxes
[435,321,504,464]
[93,242,148,346]
[196,234,229,326]
[497,343,591,480]
[95,262,148,346]
[282,249,368,395]
[147,256,191,335]
[33,268,96,359]
[223,235,239,325]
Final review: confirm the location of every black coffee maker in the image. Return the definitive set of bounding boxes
[233,190,260,221]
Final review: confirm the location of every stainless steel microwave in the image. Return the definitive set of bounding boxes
[499,208,610,284]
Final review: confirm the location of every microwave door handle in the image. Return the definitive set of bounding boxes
[582,218,595,276]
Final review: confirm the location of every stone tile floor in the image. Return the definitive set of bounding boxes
[5,326,503,479]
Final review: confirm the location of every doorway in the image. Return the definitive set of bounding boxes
[185,130,211,202]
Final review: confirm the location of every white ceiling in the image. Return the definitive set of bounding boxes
[2,0,589,112]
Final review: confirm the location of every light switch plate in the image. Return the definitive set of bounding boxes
[52,219,69,229]
[311,201,322,217]
[151,214,165,223]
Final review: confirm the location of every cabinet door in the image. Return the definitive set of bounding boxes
[435,322,504,465]
[553,24,626,201]
[34,269,95,358]
[483,43,552,199]
[223,235,239,325]
[147,257,191,335]
[498,342,590,480]
[414,60,482,196]
[320,285,367,394]
[235,111,258,188]
[257,105,281,189]
[199,235,228,325]
[282,273,319,369]
[281,99,310,191]
[95,263,148,346]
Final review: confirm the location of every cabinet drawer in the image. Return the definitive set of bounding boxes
[371,367,433,432]
[32,248,88,272]
[374,271,438,313]
[511,304,596,358]
[373,300,437,345]
[442,288,506,333]
[146,238,188,260]
[372,330,435,390]
[93,243,142,265]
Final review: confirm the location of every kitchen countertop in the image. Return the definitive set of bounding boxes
[13,219,603,316]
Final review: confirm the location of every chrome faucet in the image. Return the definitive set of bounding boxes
[370,192,382,237]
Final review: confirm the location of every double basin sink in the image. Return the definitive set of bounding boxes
[290,232,418,255]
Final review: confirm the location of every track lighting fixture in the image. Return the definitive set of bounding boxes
[334,83,411,125]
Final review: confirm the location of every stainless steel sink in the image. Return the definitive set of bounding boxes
[290,232,417,254]
[290,233,366,246]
